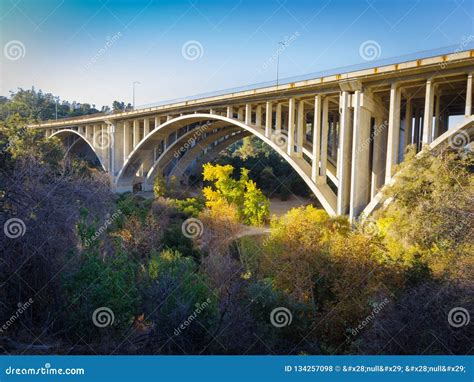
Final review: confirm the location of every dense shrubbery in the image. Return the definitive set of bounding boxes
[0,109,472,355]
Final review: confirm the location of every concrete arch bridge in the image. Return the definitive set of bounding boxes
[31,47,474,220]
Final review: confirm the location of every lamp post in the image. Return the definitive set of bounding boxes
[276,41,285,88]
[132,81,141,110]
[55,97,59,120]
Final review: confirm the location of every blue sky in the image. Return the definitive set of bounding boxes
[1,0,473,107]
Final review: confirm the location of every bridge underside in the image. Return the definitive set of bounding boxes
[36,50,474,220]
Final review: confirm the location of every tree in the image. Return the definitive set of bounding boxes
[112,101,133,112]
[202,163,269,226]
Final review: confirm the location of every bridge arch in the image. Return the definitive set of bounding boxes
[50,129,107,171]
[116,113,337,215]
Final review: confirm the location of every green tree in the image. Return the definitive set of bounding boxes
[202,163,269,225]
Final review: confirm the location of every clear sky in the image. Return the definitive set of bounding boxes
[1,0,473,108]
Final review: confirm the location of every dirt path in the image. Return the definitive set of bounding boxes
[268,195,313,217]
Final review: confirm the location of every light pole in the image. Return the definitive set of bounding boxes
[276,41,285,88]
[132,81,141,110]
[55,97,59,120]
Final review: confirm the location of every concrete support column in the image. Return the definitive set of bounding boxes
[112,122,124,176]
[256,105,262,127]
[167,115,173,121]
[312,95,322,182]
[320,97,329,181]
[433,91,441,140]
[296,100,304,157]
[265,101,272,137]
[237,107,244,121]
[107,123,115,175]
[93,125,98,142]
[275,103,282,134]
[331,117,337,159]
[144,118,150,137]
[466,73,473,116]
[133,119,140,148]
[85,125,91,140]
[123,121,132,162]
[245,104,252,125]
[287,97,296,155]
[422,79,435,145]
[414,107,421,151]
[349,90,372,221]
[371,116,387,199]
[337,91,353,215]
[385,83,401,183]
[154,116,161,130]
[404,98,413,152]
[227,106,234,118]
